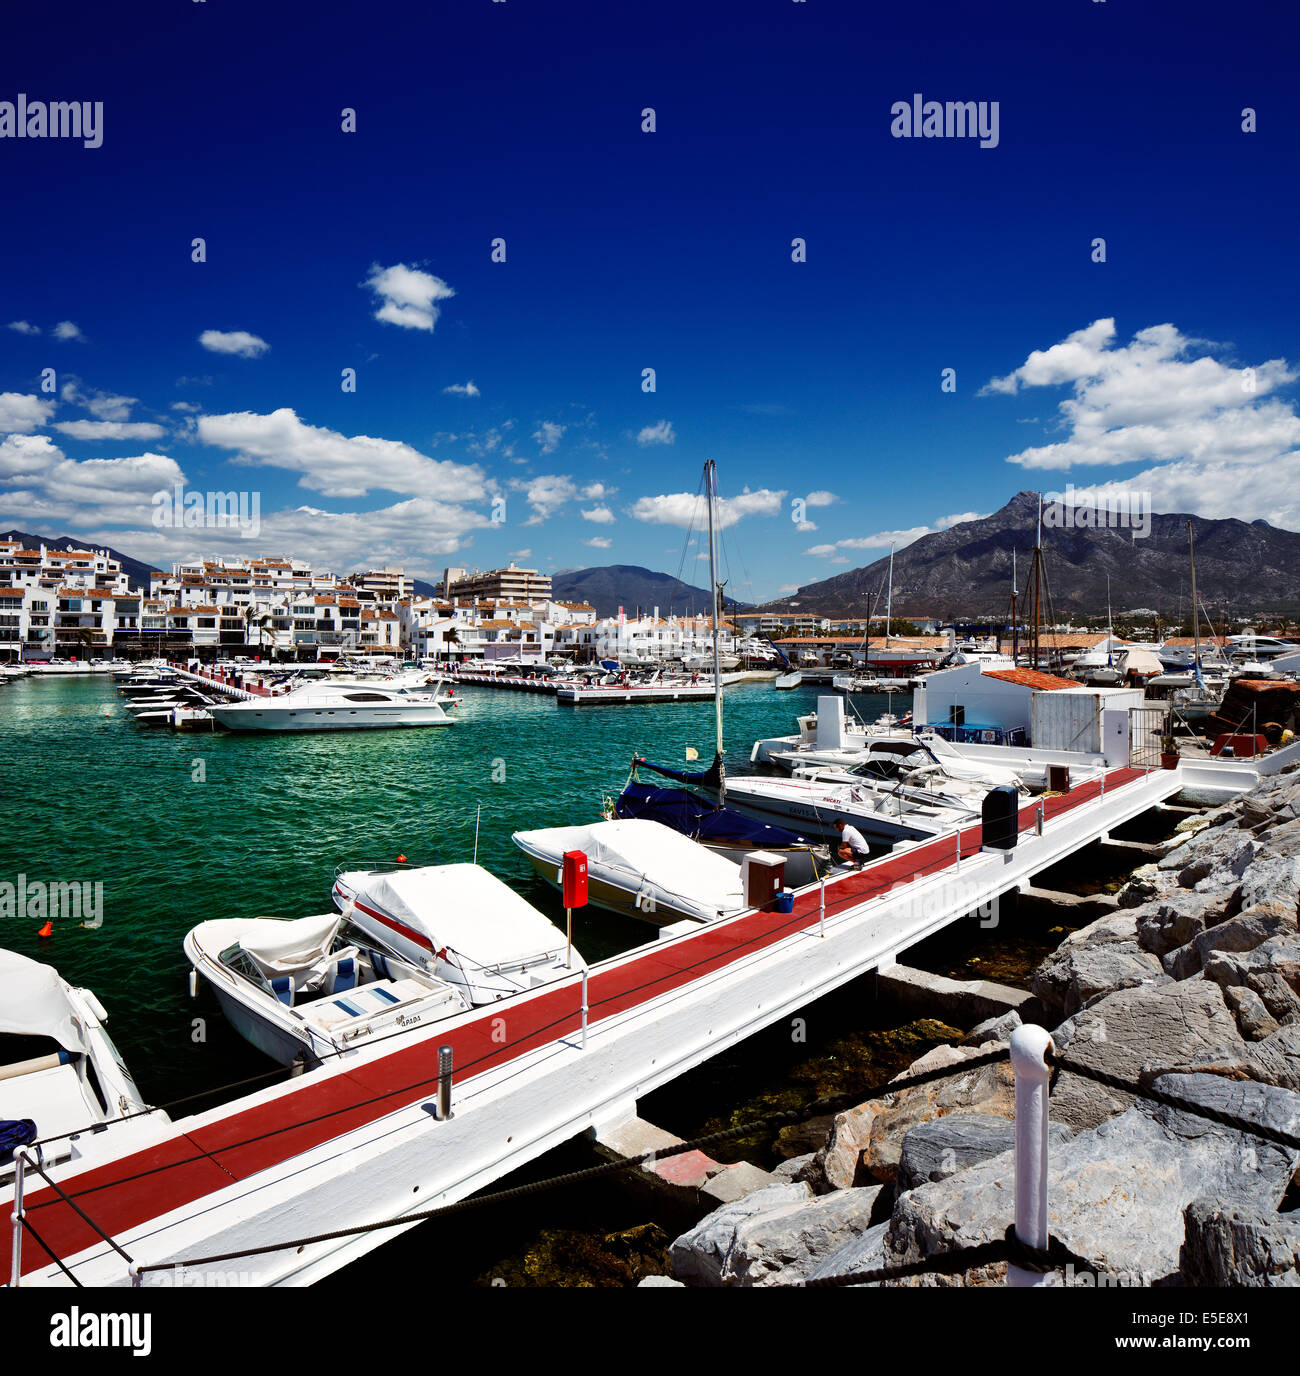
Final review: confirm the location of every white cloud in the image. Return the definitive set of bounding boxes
[985,321,1300,526]
[53,321,84,341]
[804,490,837,507]
[171,401,201,413]
[54,420,166,442]
[197,408,488,501]
[0,433,63,478]
[7,321,39,335]
[629,487,786,530]
[636,419,676,446]
[0,392,56,433]
[795,520,818,532]
[508,548,532,559]
[199,329,270,359]
[583,536,612,549]
[363,262,455,332]
[533,421,566,455]
[60,379,139,422]
[581,505,616,524]
[581,481,613,500]
[443,381,480,397]
[804,511,986,557]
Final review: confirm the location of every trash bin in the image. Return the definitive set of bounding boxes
[982,784,1020,850]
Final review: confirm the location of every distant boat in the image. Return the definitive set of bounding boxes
[207,680,454,732]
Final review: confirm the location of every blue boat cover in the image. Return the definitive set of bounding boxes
[631,753,725,791]
[0,1119,38,1158]
[615,781,811,848]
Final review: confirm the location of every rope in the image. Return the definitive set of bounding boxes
[20,1217,85,1287]
[1047,1052,1300,1151]
[24,1156,133,1264]
[131,1047,1011,1273]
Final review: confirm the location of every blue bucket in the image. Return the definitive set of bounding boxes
[775,890,794,913]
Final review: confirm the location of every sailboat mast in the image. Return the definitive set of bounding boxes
[886,542,894,640]
[705,459,723,761]
[1011,548,1020,665]
[1031,494,1043,671]
[1188,520,1201,673]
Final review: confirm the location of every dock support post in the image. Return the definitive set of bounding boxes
[818,873,825,938]
[437,1045,454,1121]
[9,1146,25,1287]
[1008,1024,1053,1287]
[1035,803,1044,837]
[581,968,589,1049]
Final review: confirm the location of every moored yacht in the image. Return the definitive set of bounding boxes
[0,949,158,1179]
[207,679,454,731]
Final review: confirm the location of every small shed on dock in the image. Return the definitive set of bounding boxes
[914,663,1144,752]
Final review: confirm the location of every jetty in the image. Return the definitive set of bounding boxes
[5,760,1188,1288]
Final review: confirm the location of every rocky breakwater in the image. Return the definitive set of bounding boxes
[656,771,1300,1288]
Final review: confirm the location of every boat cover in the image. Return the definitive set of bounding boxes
[339,864,567,965]
[0,950,89,1054]
[515,820,745,913]
[616,782,810,849]
[238,913,342,973]
[631,752,724,791]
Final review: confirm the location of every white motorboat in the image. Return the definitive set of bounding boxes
[513,818,752,925]
[0,949,158,1179]
[207,680,454,731]
[752,695,914,769]
[330,863,585,1003]
[782,733,1029,793]
[185,911,469,1067]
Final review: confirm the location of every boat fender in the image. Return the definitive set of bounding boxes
[188,968,198,998]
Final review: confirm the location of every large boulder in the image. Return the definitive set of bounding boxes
[1049,979,1242,1130]
[1031,912,1165,1025]
[1181,1198,1300,1286]
[896,1113,1073,1193]
[1203,933,1300,1024]
[1139,1022,1300,1093]
[814,1042,1016,1190]
[1163,902,1298,981]
[886,1074,1300,1286]
[668,1181,883,1287]
[1135,890,1225,958]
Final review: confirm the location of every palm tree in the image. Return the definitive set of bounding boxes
[443,624,461,665]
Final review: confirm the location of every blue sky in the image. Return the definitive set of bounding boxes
[1,0,1297,600]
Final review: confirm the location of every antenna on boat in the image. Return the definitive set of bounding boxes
[885,542,895,640]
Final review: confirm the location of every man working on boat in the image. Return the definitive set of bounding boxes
[833,818,871,867]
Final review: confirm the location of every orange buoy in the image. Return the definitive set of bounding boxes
[396,853,407,863]
[37,921,52,938]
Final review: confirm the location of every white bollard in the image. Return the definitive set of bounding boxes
[1008,1024,1054,1287]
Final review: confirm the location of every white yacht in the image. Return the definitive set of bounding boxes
[330,863,586,1004]
[0,949,158,1179]
[513,818,752,926]
[185,910,469,1067]
[207,680,454,731]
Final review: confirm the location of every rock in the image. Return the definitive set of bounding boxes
[1239,854,1300,912]
[959,1010,1021,1047]
[1181,1198,1300,1286]
[668,1181,884,1287]
[1204,933,1300,1023]
[770,1152,827,1192]
[774,1113,836,1161]
[1135,891,1224,958]
[1031,911,1165,1025]
[699,1161,779,1208]
[862,1045,1016,1184]
[1140,1023,1300,1093]
[1049,980,1242,1130]
[1257,817,1300,859]
[637,1275,686,1287]
[1167,903,1300,981]
[896,1114,1073,1193]
[817,1101,881,1191]
[887,1074,1300,1286]
[804,1222,890,1286]
[1224,985,1281,1041]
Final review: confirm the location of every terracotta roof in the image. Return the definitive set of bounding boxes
[984,668,1079,691]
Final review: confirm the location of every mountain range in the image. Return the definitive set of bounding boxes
[1,530,163,591]
[549,565,749,619]
[754,492,1300,619]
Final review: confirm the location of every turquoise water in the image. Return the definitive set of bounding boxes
[0,674,902,1106]
[2,673,940,1285]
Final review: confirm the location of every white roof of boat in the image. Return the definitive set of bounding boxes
[339,864,567,965]
[513,819,745,913]
[0,949,89,1053]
